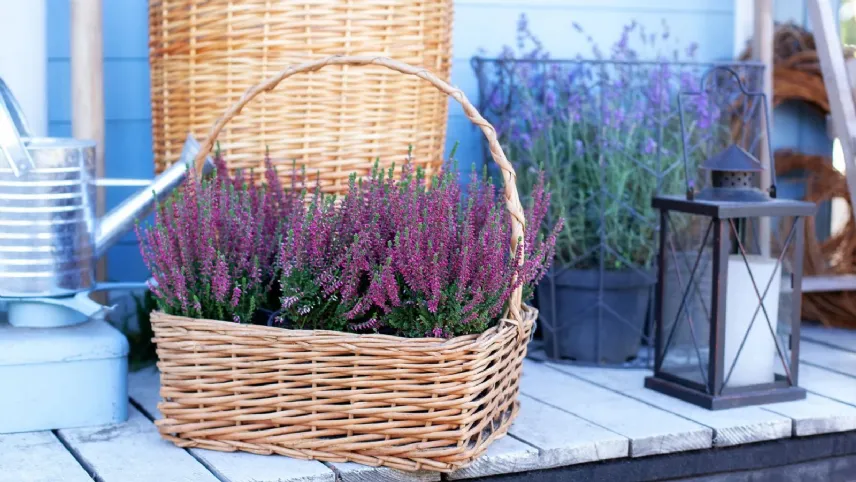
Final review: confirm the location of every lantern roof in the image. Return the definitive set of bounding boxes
[699,144,764,172]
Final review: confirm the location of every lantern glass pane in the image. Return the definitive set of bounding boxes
[773,213,798,383]
[660,212,714,386]
[720,215,798,389]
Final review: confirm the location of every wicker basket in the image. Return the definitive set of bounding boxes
[149,0,453,193]
[152,56,535,473]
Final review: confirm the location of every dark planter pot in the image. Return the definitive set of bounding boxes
[538,267,656,364]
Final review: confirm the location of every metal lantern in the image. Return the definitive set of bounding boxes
[644,67,816,410]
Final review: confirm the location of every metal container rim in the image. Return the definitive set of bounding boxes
[21,137,97,149]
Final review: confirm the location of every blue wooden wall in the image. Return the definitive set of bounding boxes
[47,0,151,282]
[45,0,833,281]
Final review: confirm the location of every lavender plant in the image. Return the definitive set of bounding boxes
[482,17,725,271]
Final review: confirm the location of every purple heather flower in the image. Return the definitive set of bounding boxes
[282,296,298,309]
[273,160,559,338]
[230,286,242,307]
[137,152,305,323]
[212,256,229,303]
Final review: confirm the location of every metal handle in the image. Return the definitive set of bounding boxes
[93,178,156,188]
[0,78,35,177]
[0,78,32,137]
[92,281,151,292]
[94,134,214,258]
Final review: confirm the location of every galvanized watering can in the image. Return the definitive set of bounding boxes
[0,79,213,327]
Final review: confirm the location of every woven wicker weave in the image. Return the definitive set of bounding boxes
[153,56,534,473]
[149,0,453,193]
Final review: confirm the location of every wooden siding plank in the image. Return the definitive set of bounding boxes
[455,0,732,13]
[520,361,712,457]
[454,8,734,63]
[0,431,92,482]
[48,59,151,123]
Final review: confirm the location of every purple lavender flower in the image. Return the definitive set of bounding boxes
[480,15,702,274]
[644,138,658,154]
[545,90,557,111]
[686,42,699,58]
[520,133,533,150]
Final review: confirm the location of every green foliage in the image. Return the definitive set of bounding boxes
[383,282,502,338]
[279,268,351,332]
[115,290,158,371]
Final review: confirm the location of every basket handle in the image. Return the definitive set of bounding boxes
[192,55,528,334]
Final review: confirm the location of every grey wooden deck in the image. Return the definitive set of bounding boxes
[3,325,856,482]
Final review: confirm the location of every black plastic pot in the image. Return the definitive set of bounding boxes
[537,267,656,364]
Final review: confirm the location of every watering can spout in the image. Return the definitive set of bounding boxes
[94,135,215,258]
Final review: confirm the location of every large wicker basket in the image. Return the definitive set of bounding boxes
[149,0,453,193]
[151,56,534,473]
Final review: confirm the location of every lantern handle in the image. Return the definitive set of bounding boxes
[678,65,777,199]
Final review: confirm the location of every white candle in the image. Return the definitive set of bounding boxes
[723,254,781,387]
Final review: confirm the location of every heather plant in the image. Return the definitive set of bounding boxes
[139,147,559,338]
[278,159,561,338]
[481,16,733,271]
[137,152,304,323]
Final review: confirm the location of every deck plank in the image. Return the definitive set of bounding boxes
[126,366,160,419]
[0,431,92,482]
[194,450,335,482]
[801,325,856,354]
[330,462,438,482]
[520,361,712,457]
[449,394,628,480]
[761,393,856,436]
[57,405,218,482]
[552,365,792,447]
[799,341,856,378]
[795,364,856,407]
[447,435,540,480]
[510,395,628,465]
